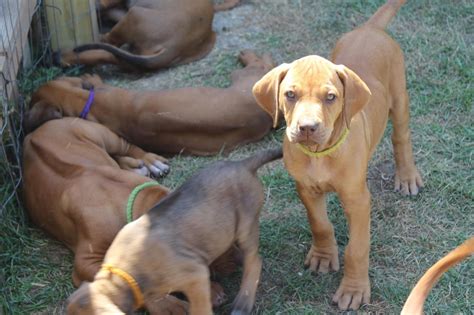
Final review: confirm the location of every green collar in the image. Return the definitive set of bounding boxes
[295,127,350,158]
[126,181,160,223]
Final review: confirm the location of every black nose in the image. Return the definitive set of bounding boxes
[298,122,319,134]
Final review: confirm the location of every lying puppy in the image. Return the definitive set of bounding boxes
[23,118,238,309]
[66,148,283,315]
[26,51,274,156]
[402,237,474,314]
[60,0,240,70]
[253,0,423,310]
[23,117,169,286]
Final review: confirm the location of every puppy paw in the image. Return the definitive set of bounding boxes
[115,156,149,176]
[211,281,227,307]
[80,74,104,88]
[58,50,77,67]
[142,153,170,178]
[148,294,188,315]
[332,277,370,310]
[394,166,424,196]
[304,243,339,273]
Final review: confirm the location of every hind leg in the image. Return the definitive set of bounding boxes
[231,220,262,315]
[389,62,424,196]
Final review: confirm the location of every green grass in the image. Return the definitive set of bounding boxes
[1,0,473,314]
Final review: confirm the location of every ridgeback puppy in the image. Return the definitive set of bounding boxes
[59,0,240,70]
[23,118,239,310]
[66,148,283,315]
[26,51,274,156]
[23,117,169,285]
[402,237,474,314]
[252,0,423,310]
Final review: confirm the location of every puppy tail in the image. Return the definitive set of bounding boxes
[365,0,406,30]
[241,147,283,173]
[401,237,474,315]
[73,43,170,70]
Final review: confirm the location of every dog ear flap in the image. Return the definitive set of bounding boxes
[24,100,63,134]
[335,65,371,128]
[252,63,291,128]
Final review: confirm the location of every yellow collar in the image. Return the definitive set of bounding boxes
[295,127,349,158]
[100,264,145,309]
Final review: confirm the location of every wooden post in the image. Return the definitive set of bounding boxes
[44,0,99,51]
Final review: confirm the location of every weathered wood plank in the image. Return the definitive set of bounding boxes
[45,0,99,51]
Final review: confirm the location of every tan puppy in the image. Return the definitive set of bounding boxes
[23,118,239,310]
[66,148,283,315]
[60,0,240,70]
[252,0,423,310]
[401,237,474,314]
[26,51,274,156]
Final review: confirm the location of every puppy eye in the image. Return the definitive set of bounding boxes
[285,90,296,100]
[326,93,336,102]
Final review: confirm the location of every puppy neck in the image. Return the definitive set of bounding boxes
[92,270,137,313]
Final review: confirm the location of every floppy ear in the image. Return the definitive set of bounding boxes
[252,63,291,128]
[24,100,63,134]
[335,65,371,128]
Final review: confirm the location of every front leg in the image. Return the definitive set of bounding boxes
[332,185,371,310]
[125,145,170,178]
[296,183,339,273]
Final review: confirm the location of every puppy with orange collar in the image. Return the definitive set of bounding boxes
[23,118,239,311]
[66,148,282,314]
[253,0,423,310]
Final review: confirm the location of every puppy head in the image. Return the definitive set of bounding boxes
[24,99,63,134]
[66,281,125,315]
[253,55,371,146]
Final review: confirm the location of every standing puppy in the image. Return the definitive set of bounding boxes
[253,0,423,310]
[67,148,282,315]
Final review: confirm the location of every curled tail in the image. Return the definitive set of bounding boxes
[73,43,169,69]
[214,0,240,12]
[241,148,283,173]
[365,0,406,29]
[401,237,474,315]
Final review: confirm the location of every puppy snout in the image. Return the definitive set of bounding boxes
[298,121,320,135]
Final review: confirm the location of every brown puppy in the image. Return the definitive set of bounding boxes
[23,118,170,286]
[60,0,240,70]
[252,0,423,310]
[23,118,238,310]
[26,51,274,156]
[401,237,474,314]
[66,148,282,315]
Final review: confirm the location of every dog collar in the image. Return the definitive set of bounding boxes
[126,181,160,223]
[79,88,95,119]
[100,264,145,309]
[295,127,350,158]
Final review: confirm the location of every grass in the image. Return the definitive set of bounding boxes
[1,0,473,314]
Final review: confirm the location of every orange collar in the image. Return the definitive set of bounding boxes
[100,264,145,309]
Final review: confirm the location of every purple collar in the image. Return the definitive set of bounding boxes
[79,88,95,119]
